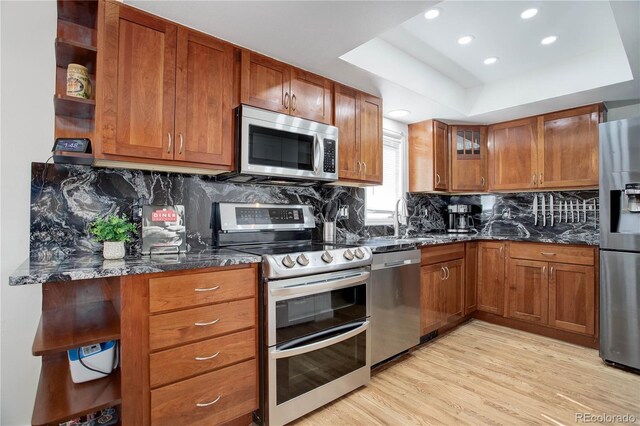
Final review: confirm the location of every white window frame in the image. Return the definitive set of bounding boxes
[365,128,408,225]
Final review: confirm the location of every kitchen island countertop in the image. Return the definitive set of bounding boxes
[9,249,261,286]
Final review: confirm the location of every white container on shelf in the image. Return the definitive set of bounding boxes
[67,340,118,384]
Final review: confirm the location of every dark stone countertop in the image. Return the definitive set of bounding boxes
[9,249,262,286]
[359,232,599,253]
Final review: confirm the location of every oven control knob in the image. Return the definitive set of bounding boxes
[343,249,354,261]
[296,253,310,266]
[321,250,334,264]
[282,255,295,269]
[354,248,365,259]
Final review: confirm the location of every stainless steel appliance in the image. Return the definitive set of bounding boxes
[222,105,338,184]
[371,249,421,365]
[447,204,474,233]
[211,202,373,425]
[599,116,640,371]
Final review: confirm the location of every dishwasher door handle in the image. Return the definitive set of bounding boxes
[372,257,420,271]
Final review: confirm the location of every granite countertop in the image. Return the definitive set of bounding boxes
[9,249,262,286]
[359,232,599,253]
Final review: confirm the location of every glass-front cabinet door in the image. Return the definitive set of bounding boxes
[450,125,488,192]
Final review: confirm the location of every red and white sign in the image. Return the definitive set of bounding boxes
[151,209,178,222]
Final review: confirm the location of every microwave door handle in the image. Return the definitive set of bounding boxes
[270,271,370,298]
[272,320,369,359]
[314,135,321,175]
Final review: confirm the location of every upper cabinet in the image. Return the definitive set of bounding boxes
[98,3,234,170]
[240,51,333,125]
[334,84,383,184]
[537,104,602,188]
[488,117,538,191]
[450,125,487,192]
[409,120,448,192]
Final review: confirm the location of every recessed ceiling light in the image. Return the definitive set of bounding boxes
[458,35,475,45]
[483,57,499,65]
[541,35,558,45]
[520,8,538,19]
[388,109,410,118]
[424,8,441,20]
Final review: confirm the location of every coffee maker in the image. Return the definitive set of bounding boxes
[447,204,474,233]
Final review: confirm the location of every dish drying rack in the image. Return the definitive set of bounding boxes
[532,195,598,227]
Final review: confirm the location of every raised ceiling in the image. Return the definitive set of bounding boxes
[126,0,640,124]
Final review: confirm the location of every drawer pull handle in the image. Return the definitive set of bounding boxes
[195,351,220,361]
[540,252,556,256]
[195,285,220,292]
[195,318,220,327]
[196,395,221,408]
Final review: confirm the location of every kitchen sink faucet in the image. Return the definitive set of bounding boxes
[394,197,409,238]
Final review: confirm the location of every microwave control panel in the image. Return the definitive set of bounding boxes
[323,139,336,173]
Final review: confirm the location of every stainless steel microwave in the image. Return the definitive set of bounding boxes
[225,105,338,184]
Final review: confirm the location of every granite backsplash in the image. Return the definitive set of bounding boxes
[29,162,599,259]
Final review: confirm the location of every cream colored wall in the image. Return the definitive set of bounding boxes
[1,2,56,424]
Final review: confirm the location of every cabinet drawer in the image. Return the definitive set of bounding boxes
[150,329,256,388]
[151,359,257,426]
[150,298,255,350]
[421,243,465,265]
[509,243,595,266]
[149,267,255,313]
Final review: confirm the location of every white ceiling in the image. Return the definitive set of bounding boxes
[126,0,640,124]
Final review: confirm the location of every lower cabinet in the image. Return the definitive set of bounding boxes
[477,242,506,315]
[548,263,595,335]
[464,242,478,315]
[506,259,549,324]
[420,244,465,335]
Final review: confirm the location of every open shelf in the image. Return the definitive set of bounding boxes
[33,301,120,357]
[32,352,121,426]
[57,0,98,29]
[54,94,96,119]
[55,37,97,74]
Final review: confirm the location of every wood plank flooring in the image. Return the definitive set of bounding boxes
[292,320,640,425]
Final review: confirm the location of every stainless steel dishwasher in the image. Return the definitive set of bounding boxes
[371,248,421,365]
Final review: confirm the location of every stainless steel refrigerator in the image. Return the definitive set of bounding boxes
[599,116,640,370]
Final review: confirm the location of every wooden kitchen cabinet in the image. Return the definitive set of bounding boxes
[548,263,595,335]
[409,120,448,192]
[488,118,538,191]
[450,126,488,192]
[464,242,478,315]
[334,84,383,184]
[420,244,464,335]
[506,259,549,324]
[476,242,506,315]
[241,51,333,124]
[537,104,602,188]
[98,3,234,170]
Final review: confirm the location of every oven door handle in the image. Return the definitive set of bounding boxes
[272,320,369,359]
[270,271,370,298]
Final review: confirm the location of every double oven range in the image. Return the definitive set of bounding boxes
[212,202,373,425]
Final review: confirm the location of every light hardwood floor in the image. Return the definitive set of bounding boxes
[292,320,640,425]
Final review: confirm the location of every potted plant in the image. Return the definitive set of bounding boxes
[89,213,137,259]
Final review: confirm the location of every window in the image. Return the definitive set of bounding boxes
[365,129,407,225]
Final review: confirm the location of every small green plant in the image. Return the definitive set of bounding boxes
[89,213,137,243]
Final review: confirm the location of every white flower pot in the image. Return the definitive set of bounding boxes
[103,241,125,260]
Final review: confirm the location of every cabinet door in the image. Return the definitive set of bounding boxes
[433,120,449,191]
[443,259,464,324]
[408,121,434,192]
[506,259,549,324]
[477,242,505,315]
[240,51,290,114]
[450,126,487,192]
[549,263,595,335]
[360,93,383,184]
[290,68,332,124]
[420,265,445,335]
[538,105,600,188]
[488,118,538,190]
[101,4,176,160]
[174,29,234,167]
[464,242,478,315]
[334,84,361,181]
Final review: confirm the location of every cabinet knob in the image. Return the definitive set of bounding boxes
[481,176,485,187]
[363,162,367,175]
[436,174,441,185]
[178,133,184,155]
[284,92,290,109]
[357,161,361,173]
[539,173,543,185]
[291,94,297,111]
[167,132,172,154]
[532,174,537,185]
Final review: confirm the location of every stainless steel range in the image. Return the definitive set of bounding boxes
[211,202,373,425]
